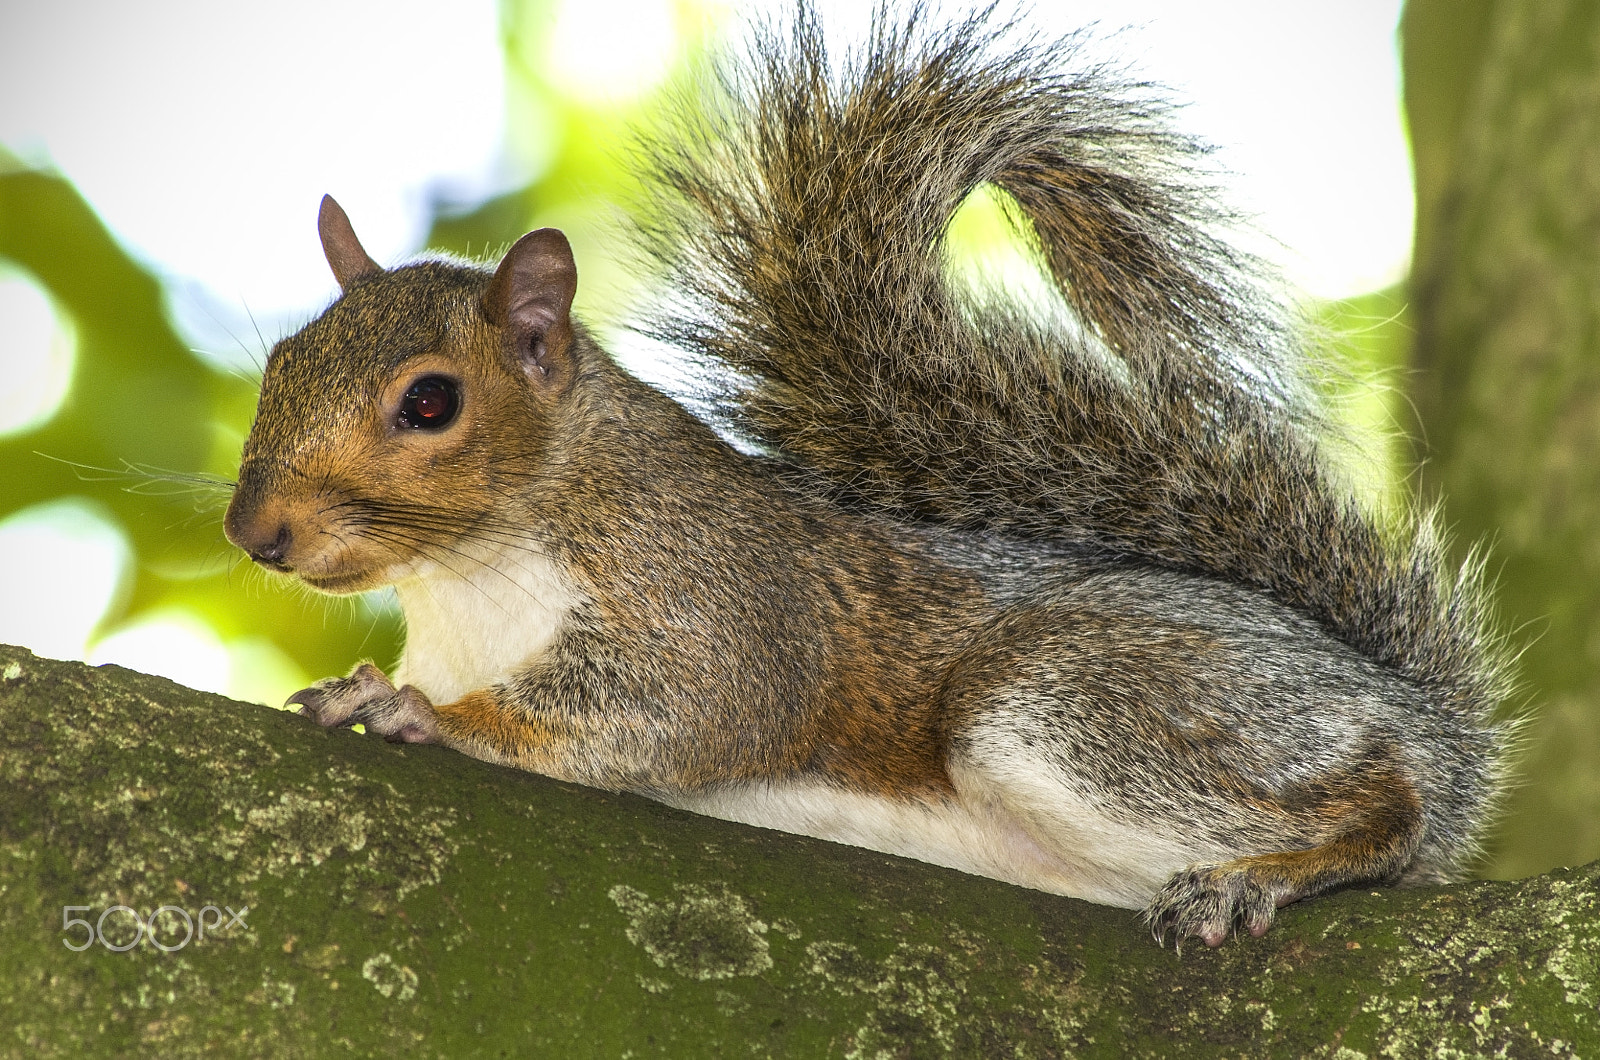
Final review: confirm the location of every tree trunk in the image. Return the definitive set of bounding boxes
[1403,0,1600,878]
[1,644,1595,1058]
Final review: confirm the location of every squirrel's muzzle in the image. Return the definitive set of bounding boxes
[224,489,295,572]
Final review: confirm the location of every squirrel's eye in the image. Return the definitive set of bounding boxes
[397,376,460,430]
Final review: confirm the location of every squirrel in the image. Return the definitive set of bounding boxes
[222,4,1512,947]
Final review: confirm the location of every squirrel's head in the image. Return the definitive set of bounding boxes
[223,195,581,593]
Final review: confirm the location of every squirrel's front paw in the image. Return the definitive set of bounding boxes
[1144,862,1288,949]
[286,663,440,744]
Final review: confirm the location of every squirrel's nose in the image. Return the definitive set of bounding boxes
[248,524,293,569]
[224,495,295,571]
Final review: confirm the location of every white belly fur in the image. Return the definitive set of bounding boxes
[394,542,582,703]
[665,775,1220,910]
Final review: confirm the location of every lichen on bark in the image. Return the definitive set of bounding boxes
[1,644,1596,1058]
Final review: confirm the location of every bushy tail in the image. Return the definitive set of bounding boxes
[631,3,1511,721]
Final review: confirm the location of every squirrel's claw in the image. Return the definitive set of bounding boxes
[1143,863,1285,950]
[287,663,440,744]
[356,685,440,744]
[286,662,391,727]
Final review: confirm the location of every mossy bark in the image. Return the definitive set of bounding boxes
[2,643,1596,1058]
[1403,0,1600,879]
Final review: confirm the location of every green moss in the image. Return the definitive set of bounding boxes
[1,644,1597,1058]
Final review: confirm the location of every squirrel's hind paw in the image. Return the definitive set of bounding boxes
[1144,863,1288,949]
[287,663,440,744]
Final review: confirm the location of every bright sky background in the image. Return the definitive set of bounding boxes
[0,0,1409,315]
[0,0,1411,698]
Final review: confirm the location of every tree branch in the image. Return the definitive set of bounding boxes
[1,643,1594,1057]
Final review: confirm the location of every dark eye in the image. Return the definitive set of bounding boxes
[397,376,459,430]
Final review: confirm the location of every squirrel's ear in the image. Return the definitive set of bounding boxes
[318,195,382,290]
[483,228,578,384]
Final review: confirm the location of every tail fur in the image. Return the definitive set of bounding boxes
[632,4,1511,733]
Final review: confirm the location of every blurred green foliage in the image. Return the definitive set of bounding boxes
[0,164,388,690]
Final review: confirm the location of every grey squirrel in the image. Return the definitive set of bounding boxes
[222,4,1512,947]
